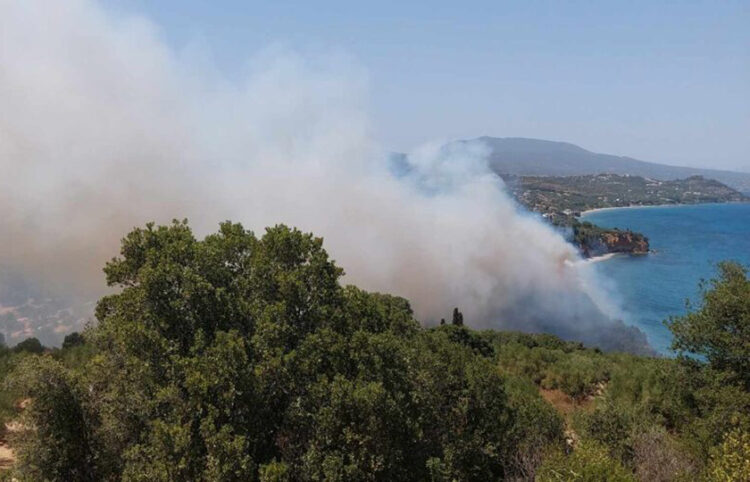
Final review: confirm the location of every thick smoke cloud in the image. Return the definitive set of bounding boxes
[0,0,649,352]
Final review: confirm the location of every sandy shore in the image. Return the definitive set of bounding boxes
[579,204,667,217]
[577,203,708,217]
[579,201,745,217]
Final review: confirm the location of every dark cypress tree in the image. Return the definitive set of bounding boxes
[440,318,446,325]
[452,307,464,326]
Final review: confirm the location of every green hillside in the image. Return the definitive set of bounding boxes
[0,222,748,481]
[506,173,747,215]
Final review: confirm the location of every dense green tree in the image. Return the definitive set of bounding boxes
[13,337,44,354]
[5,220,560,481]
[62,332,85,350]
[451,307,463,326]
[6,356,95,481]
[668,261,750,389]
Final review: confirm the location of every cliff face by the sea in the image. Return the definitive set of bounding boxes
[579,231,649,258]
[570,220,649,258]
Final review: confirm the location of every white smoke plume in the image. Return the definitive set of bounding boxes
[0,0,649,352]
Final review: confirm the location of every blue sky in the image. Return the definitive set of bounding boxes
[101,0,749,171]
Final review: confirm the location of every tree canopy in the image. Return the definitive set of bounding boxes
[2,221,748,481]
[4,221,561,481]
[668,261,750,389]
[13,337,44,354]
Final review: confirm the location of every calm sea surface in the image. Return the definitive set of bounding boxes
[582,203,750,354]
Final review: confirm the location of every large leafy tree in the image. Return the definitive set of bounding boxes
[7,220,560,481]
[91,220,345,480]
[668,261,750,389]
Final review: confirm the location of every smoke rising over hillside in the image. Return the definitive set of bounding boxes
[0,0,649,352]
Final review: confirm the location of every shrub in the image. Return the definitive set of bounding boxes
[575,401,634,463]
[632,428,696,482]
[536,440,636,482]
[62,332,85,350]
[706,426,750,482]
[12,337,44,354]
[5,356,94,481]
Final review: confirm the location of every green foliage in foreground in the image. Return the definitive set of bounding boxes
[2,221,562,481]
[668,261,750,390]
[536,440,636,482]
[707,425,750,482]
[1,221,748,481]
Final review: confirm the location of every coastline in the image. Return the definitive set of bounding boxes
[579,203,685,217]
[575,202,750,354]
[579,201,744,218]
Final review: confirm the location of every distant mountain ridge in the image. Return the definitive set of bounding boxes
[450,137,750,193]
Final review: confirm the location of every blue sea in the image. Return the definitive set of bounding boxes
[582,203,750,354]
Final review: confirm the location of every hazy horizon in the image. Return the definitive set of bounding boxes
[99,0,750,172]
[409,135,750,175]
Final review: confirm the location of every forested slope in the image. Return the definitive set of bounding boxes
[0,221,748,481]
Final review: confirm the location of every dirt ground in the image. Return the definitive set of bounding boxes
[0,431,15,470]
[539,388,579,415]
[0,400,28,471]
[539,386,605,448]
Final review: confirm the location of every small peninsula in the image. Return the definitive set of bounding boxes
[504,173,748,257]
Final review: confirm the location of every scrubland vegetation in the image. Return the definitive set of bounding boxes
[508,173,748,215]
[0,221,748,481]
